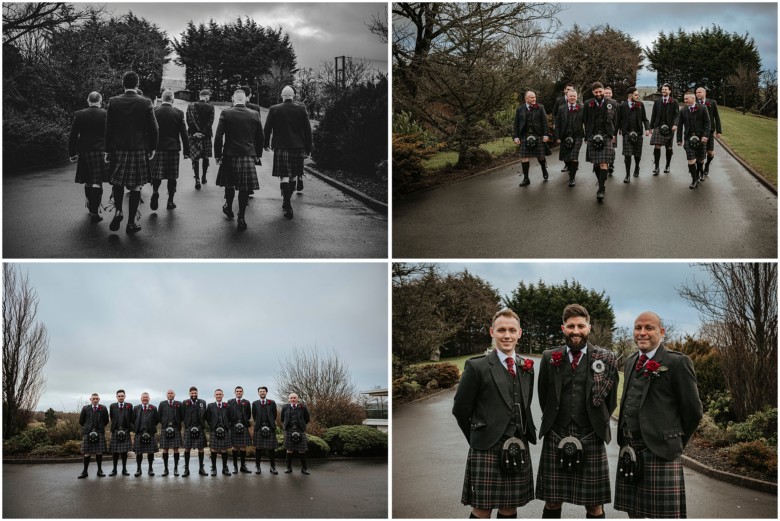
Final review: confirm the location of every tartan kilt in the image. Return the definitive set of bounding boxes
[621,135,644,157]
[208,430,232,451]
[535,423,612,506]
[215,156,260,191]
[150,150,181,180]
[683,139,707,161]
[110,150,150,187]
[284,431,308,452]
[109,431,132,453]
[271,148,306,178]
[159,428,183,449]
[520,137,546,158]
[81,432,106,455]
[253,427,279,450]
[650,127,674,148]
[705,132,715,152]
[461,439,534,510]
[189,135,213,159]
[586,138,615,164]
[558,138,583,162]
[75,151,109,185]
[231,428,252,447]
[183,430,207,450]
[133,433,159,454]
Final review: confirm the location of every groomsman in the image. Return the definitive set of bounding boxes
[252,386,279,474]
[677,91,711,188]
[602,86,620,175]
[281,393,311,475]
[205,389,233,476]
[616,87,650,182]
[182,386,208,476]
[158,389,183,476]
[149,89,189,211]
[78,393,109,479]
[552,83,574,173]
[69,92,108,223]
[554,89,584,187]
[584,82,616,202]
[187,89,215,189]
[513,90,550,186]
[105,70,159,234]
[239,84,263,197]
[649,84,680,175]
[614,311,703,518]
[695,86,722,175]
[108,389,133,476]
[228,386,253,474]
[133,393,159,476]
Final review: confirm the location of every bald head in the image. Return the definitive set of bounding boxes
[524,91,537,104]
[161,89,174,103]
[633,311,665,353]
[87,92,102,106]
[281,85,295,100]
[233,90,247,104]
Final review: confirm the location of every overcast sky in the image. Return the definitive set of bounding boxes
[554,2,777,86]
[437,262,717,337]
[104,2,388,80]
[12,263,387,412]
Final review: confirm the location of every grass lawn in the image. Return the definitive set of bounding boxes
[716,107,777,187]
[422,137,517,171]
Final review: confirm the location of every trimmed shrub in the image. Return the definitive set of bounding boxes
[30,444,66,457]
[409,362,460,389]
[720,441,778,475]
[727,407,778,445]
[3,426,51,454]
[392,133,443,194]
[273,433,330,458]
[61,439,83,456]
[3,107,69,172]
[323,425,387,456]
[706,390,735,426]
[696,414,734,448]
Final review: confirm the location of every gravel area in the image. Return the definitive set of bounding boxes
[684,434,776,483]
[307,160,387,203]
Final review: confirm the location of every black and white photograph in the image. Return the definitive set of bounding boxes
[392,3,777,258]
[2,262,388,518]
[3,2,388,258]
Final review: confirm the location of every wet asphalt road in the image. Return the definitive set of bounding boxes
[3,458,387,518]
[3,100,387,259]
[393,103,777,259]
[392,382,777,519]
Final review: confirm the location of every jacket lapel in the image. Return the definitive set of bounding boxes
[488,350,513,409]
[585,344,595,400]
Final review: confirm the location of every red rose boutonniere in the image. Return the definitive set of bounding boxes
[705,101,711,107]
[521,358,534,373]
[643,360,668,378]
[550,351,564,367]
[589,100,595,108]
[632,103,641,111]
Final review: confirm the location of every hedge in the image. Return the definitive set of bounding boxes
[322,425,387,456]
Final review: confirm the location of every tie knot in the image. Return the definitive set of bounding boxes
[635,354,649,372]
[506,357,514,367]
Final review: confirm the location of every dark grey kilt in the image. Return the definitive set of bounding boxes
[75,151,109,185]
[150,150,180,180]
[133,433,159,454]
[586,138,615,164]
[231,428,251,447]
[614,438,687,518]
[183,430,207,450]
[108,431,132,453]
[81,432,106,455]
[110,150,150,188]
[705,132,715,152]
[159,428,183,449]
[253,427,279,450]
[189,135,213,159]
[650,127,674,148]
[558,138,583,162]
[271,148,306,178]
[535,423,611,506]
[622,135,644,157]
[215,156,260,191]
[284,430,308,452]
[461,439,534,510]
[520,136,546,158]
[683,139,707,161]
[208,430,232,451]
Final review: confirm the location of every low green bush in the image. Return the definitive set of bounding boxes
[3,107,68,172]
[323,425,387,456]
[48,421,82,445]
[61,440,83,456]
[3,426,51,454]
[706,390,735,426]
[727,407,777,445]
[696,414,734,448]
[273,433,330,458]
[30,444,66,457]
[409,362,460,389]
[720,441,778,475]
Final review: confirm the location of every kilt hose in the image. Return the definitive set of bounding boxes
[159,429,183,449]
[109,431,132,453]
[208,430,233,451]
[650,127,674,148]
[253,427,279,450]
[150,150,181,180]
[586,138,615,165]
[284,431,309,452]
[614,438,687,518]
[75,151,110,185]
[683,139,707,161]
[110,150,150,188]
[183,430,207,450]
[133,433,159,454]
[81,432,107,455]
[520,137,546,159]
[188,135,213,159]
[535,423,611,506]
[215,156,260,191]
[271,148,306,178]
[621,136,644,157]
[461,439,534,510]
[558,138,583,162]
[231,429,252,447]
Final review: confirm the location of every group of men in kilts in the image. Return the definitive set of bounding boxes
[512,81,722,201]
[68,70,313,234]
[78,385,312,479]
[453,305,703,519]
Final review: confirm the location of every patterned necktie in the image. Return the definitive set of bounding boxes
[569,105,574,112]
[143,405,147,412]
[635,354,648,372]
[169,401,173,408]
[506,357,516,378]
[571,350,583,370]
[93,406,97,413]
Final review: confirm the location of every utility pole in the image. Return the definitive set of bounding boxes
[335,56,346,90]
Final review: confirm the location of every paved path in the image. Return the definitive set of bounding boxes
[3,459,387,518]
[392,385,777,518]
[3,100,387,258]
[393,102,776,258]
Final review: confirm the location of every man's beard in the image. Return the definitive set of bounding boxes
[565,333,588,351]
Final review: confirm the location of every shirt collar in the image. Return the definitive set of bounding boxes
[496,349,516,368]
[642,346,660,360]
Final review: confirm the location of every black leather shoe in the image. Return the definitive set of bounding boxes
[301,468,310,475]
[664,166,670,173]
[167,201,176,209]
[284,208,293,220]
[174,466,179,476]
[122,469,130,476]
[162,469,169,476]
[237,217,247,230]
[195,179,201,190]
[148,469,154,476]
[109,213,123,231]
[150,192,159,210]
[109,469,117,476]
[652,166,659,175]
[561,166,568,173]
[97,470,105,477]
[296,178,303,191]
[222,467,231,476]
[568,180,575,187]
[222,204,234,219]
[78,471,88,479]
[126,222,141,234]
[270,467,278,475]
[689,181,697,189]
[633,170,640,178]
[182,467,190,477]
[240,466,251,474]
[255,467,262,474]
[198,466,208,476]
[233,465,238,474]
[210,467,217,477]
[201,174,207,184]
[542,172,548,181]
[596,190,604,202]
[623,176,630,183]
[519,178,530,187]
[135,469,142,477]
[285,467,293,474]
[90,213,103,223]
